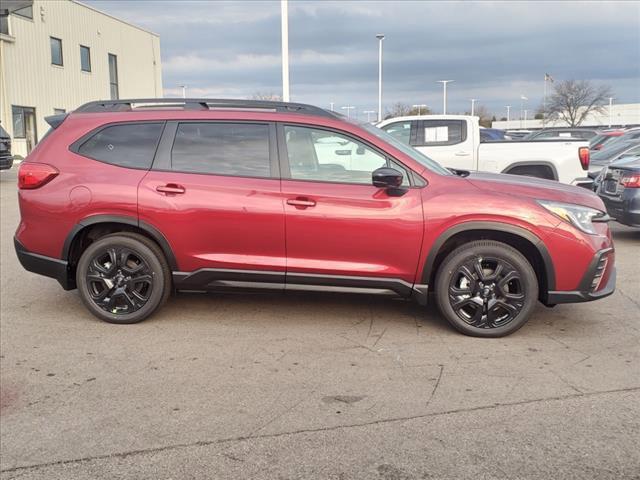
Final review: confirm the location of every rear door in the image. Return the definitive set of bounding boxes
[415,119,474,170]
[137,121,286,286]
[279,124,424,294]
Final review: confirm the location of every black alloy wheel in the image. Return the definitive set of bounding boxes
[76,233,171,324]
[435,240,538,337]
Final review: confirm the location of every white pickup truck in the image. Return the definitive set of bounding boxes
[376,115,591,186]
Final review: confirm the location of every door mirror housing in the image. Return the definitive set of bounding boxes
[372,167,403,188]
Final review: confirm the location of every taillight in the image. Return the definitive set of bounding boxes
[621,173,640,188]
[18,163,59,189]
[578,147,590,170]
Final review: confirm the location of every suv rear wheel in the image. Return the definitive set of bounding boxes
[435,240,538,337]
[76,232,171,324]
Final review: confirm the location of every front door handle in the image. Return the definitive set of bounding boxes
[286,197,316,208]
[156,183,186,195]
[454,151,471,156]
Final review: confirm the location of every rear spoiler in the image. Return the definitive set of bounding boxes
[44,113,68,129]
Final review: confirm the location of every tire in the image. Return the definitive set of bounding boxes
[434,240,538,337]
[76,232,171,324]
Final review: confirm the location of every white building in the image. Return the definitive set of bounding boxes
[492,103,640,131]
[0,0,163,157]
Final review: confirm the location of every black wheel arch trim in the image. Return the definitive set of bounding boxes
[501,161,559,180]
[421,221,556,292]
[61,215,178,271]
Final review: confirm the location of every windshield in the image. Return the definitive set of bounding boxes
[359,123,451,175]
[591,141,640,164]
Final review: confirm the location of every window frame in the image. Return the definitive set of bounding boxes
[69,121,166,170]
[277,122,421,187]
[148,120,280,180]
[50,36,63,66]
[416,119,467,147]
[80,45,91,72]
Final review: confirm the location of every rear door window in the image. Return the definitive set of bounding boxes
[171,122,271,177]
[380,121,415,146]
[76,123,164,169]
[418,120,466,146]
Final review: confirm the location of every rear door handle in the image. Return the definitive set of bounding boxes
[156,183,186,195]
[454,151,471,156]
[286,197,316,208]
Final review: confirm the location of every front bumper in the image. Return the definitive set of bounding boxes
[14,237,74,290]
[546,247,615,304]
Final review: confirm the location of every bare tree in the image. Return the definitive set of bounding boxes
[471,104,492,127]
[251,92,283,101]
[541,80,613,127]
[384,102,431,119]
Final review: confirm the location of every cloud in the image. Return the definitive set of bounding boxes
[86,0,640,117]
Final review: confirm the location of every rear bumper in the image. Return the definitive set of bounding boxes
[0,155,13,170]
[14,237,74,290]
[599,190,640,228]
[546,247,615,304]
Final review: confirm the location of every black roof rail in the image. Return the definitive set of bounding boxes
[74,98,338,119]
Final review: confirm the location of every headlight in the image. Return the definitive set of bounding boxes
[538,200,604,234]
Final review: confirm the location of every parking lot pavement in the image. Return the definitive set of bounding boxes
[1,167,639,480]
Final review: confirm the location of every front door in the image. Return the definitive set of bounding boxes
[138,121,286,288]
[279,124,424,295]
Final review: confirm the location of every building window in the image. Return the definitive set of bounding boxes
[14,5,34,19]
[108,53,119,99]
[54,108,66,114]
[50,37,63,66]
[0,14,8,35]
[80,45,91,72]
[12,106,25,138]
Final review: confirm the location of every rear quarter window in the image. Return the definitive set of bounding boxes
[74,123,164,169]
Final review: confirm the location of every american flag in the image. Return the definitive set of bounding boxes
[545,73,554,82]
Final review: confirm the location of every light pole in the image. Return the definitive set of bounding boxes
[412,104,427,115]
[520,95,528,128]
[470,99,477,116]
[376,34,385,122]
[505,105,511,123]
[437,80,454,114]
[363,110,376,122]
[281,0,290,102]
[341,105,355,119]
[608,97,614,128]
[329,102,334,112]
[524,109,528,128]
[178,85,186,98]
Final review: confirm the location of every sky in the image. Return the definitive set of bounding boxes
[86,0,640,120]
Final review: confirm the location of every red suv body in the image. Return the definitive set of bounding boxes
[15,99,615,337]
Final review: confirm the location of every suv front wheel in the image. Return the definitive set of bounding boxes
[76,233,171,324]
[435,240,538,337]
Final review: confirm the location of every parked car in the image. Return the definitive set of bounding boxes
[15,98,615,337]
[0,124,13,170]
[590,130,625,151]
[377,115,591,185]
[596,157,640,227]
[523,128,599,141]
[588,141,640,178]
[479,128,511,142]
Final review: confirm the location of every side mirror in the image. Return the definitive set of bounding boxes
[372,167,403,188]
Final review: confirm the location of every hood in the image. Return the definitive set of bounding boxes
[465,171,604,211]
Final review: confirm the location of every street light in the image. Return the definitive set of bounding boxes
[281,0,290,102]
[329,102,335,112]
[470,99,477,116]
[412,104,427,115]
[437,80,454,114]
[524,109,528,128]
[505,105,511,123]
[376,34,385,122]
[520,95,528,128]
[608,97,614,128]
[178,85,186,98]
[341,105,355,119]
[363,110,376,122]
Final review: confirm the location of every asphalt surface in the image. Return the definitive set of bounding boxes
[1,166,639,479]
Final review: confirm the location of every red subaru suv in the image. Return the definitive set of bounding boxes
[15,99,615,337]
